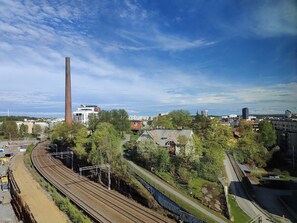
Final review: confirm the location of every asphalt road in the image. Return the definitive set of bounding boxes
[223,155,271,223]
[127,160,227,223]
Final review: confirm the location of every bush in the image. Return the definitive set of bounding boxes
[282,171,290,177]
[178,167,192,184]
[25,143,35,154]
[51,188,91,223]
[273,168,282,176]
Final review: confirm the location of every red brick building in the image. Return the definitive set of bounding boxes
[130,120,142,132]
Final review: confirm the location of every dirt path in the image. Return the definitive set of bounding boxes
[11,153,69,223]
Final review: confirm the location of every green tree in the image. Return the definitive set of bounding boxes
[19,124,28,137]
[116,109,130,136]
[33,124,42,136]
[2,121,18,140]
[197,143,225,181]
[137,138,157,163]
[88,123,121,168]
[151,148,170,172]
[96,109,130,135]
[191,113,211,136]
[98,110,112,123]
[238,120,253,137]
[88,113,100,132]
[258,119,276,149]
[177,167,192,184]
[152,115,174,129]
[177,135,188,157]
[73,126,89,160]
[204,118,234,150]
[51,122,85,146]
[235,135,270,167]
[169,110,192,129]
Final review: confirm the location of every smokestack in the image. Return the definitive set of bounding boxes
[65,57,72,125]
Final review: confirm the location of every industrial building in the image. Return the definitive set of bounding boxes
[73,105,100,125]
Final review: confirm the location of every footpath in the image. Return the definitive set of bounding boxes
[127,160,227,223]
[10,152,69,223]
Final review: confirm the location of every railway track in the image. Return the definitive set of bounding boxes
[31,141,173,223]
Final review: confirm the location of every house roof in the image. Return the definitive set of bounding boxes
[138,129,193,147]
[238,164,251,173]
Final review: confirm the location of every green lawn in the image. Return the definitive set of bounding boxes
[228,195,250,223]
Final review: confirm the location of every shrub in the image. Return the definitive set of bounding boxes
[282,171,290,177]
[273,168,281,176]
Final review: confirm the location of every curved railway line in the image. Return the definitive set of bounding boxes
[31,141,173,223]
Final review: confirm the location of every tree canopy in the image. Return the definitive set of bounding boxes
[234,120,271,167]
[1,121,18,140]
[152,115,174,129]
[89,109,130,135]
[258,119,276,149]
[88,123,122,168]
[169,110,192,129]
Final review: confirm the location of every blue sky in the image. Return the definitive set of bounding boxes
[0,0,296,117]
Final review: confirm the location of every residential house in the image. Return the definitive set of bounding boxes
[137,129,194,155]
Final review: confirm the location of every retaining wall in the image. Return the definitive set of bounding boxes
[8,169,37,223]
[135,175,205,223]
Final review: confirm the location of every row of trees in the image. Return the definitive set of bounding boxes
[88,109,130,136]
[152,110,192,129]
[51,108,276,182]
[0,120,42,140]
[52,122,125,176]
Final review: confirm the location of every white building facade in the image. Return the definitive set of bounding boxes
[73,105,100,125]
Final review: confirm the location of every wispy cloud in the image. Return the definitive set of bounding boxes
[249,0,297,37]
[114,29,216,52]
[0,0,296,117]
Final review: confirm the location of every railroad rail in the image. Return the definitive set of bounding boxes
[31,141,173,223]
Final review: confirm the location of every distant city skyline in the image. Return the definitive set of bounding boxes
[0,0,296,117]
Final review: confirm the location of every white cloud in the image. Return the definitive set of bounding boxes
[250,0,297,37]
[0,0,295,116]
[115,29,216,52]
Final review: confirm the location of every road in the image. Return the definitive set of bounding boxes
[127,160,227,223]
[223,154,270,223]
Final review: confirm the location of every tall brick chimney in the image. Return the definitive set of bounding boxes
[65,57,72,125]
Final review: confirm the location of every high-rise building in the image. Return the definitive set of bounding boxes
[285,110,292,118]
[242,107,249,119]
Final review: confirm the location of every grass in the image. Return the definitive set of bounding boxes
[227,195,250,223]
[0,135,7,141]
[50,186,91,223]
[128,162,230,223]
[188,178,218,199]
[155,171,176,185]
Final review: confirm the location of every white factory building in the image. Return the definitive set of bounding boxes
[73,105,100,125]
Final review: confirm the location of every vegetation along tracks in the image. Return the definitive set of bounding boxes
[31,141,172,223]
